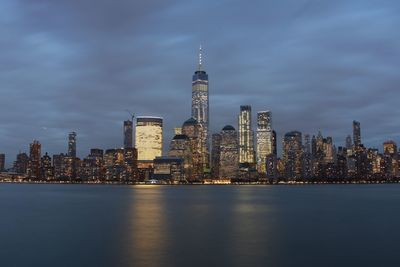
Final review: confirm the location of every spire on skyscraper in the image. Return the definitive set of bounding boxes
[198,45,203,71]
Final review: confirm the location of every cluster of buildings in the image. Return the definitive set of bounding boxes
[1,48,399,183]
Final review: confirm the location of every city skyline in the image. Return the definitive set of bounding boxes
[1,0,400,166]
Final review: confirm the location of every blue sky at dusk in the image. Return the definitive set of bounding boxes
[0,0,399,166]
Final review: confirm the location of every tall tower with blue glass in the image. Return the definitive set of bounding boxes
[191,46,210,172]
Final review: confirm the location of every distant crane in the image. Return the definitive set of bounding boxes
[125,109,135,123]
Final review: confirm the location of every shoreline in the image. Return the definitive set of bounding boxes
[1,180,399,186]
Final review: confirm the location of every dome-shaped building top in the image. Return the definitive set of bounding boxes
[222,125,235,131]
[182,117,198,127]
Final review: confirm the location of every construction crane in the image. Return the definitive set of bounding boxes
[125,109,135,123]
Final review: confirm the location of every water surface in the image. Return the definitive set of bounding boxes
[0,184,399,267]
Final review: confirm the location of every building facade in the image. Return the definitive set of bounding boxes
[219,125,239,179]
[68,132,77,158]
[256,111,273,174]
[191,46,210,171]
[282,131,303,179]
[135,116,163,161]
[238,105,255,164]
[123,120,133,149]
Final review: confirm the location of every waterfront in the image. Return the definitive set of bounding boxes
[0,184,399,267]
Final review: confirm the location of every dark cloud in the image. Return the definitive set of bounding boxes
[0,0,400,166]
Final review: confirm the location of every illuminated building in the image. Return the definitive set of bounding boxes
[256,111,273,173]
[135,116,163,161]
[104,148,125,181]
[53,153,65,180]
[28,140,41,179]
[367,148,381,175]
[40,152,53,180]
[168,133,192,181]
[282,131,303,179]
[211,133,221,178]
[238,105,255,164]
[123,147,138,181]
[272,130,277,156]
[383,140,398,177]
[81,149,104,181]
[219,125,239,179]
[0,154,4,172]
[303,134,312,179]
[266,154,277,179]
[68,132,77,158]
[62,156,79,180]
[353,120,361,147]
[383,140,397,155]
[182,117,204,181]
[123,120,133,149]
[191,46,210,170]
[153,157,184,182]
[323,137,334,163]
[174,127,182,135]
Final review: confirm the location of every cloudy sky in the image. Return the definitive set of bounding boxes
[1,0,399,166]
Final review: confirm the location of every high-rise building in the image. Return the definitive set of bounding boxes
[282,131,303,179]
[123,120,133,149]
[68,132,77,158]
[14,152,29,174]
[168,133,192,180]
[53,153,65,180]
[256,111,273,173]
[211,133,222,178]
[219,125,239,179]
[104,148,125,181]
[40,152,53,180]
[28,140,41,179]
[81,149,104,181]
[135,116,163,161]
[303,134,312,179]
[192,46,209,170]
[123,147,138,181]
[345,135,352,149]
[353,121,361,147]
[0,154,5,172]
[272,130,277,156]
[238,105,255,164]
[181,117,204,181]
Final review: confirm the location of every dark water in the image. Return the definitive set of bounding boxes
[0,184,399,267]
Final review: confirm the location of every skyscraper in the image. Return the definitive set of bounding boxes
[345,135,352,149]
[68,132,77,158]
[353,120,361,147]
[191,46,209,170]
[256,111,273,173]
[28,140,41,179]
[181,117,204,180]
[135,116,163,161]
[123,120,133,149]
[211,133,222,178]
[14,152,29,174]
[40,152,53,180]
[282,131,303,179]
[219,125,239,179]
[239,105,255,164]
[168,133,192,180]
[0,154,5,172]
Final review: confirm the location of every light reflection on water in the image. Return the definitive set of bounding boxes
[1,184,400,267]
[129,185,169,266]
